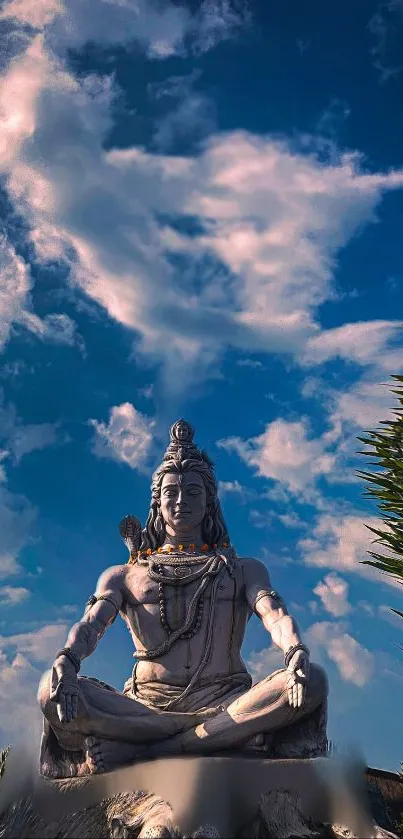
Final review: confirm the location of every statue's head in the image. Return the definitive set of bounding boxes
[140,420,230,551]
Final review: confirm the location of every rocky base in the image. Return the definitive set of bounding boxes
[0,756,399,839]
[0,783,397,839]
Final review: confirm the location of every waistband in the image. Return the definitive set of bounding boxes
[123,669,252,713]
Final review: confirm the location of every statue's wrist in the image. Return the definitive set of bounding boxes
[55,647,81,673]
[284,643,309,668]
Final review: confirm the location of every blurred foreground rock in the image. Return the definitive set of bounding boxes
[0,758,401,839]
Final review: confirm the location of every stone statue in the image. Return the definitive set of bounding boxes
[38,420,328,779]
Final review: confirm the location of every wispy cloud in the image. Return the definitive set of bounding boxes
[306,621,374,687]
[313,572,351,617]
[0,585,30,606]
[0,621,68,748]
[89,402,155,470]
[302,321,403,369]
[149,70,216,152]
[0,389,61,465]
[368,0,403,82]
[0,486,36,580]
[218,479,244,497]
[316,98,351,138]
[298,511,400,589]
[246,644,284,685]
[218,418,335,494]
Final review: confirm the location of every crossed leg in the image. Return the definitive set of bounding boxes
[143,664,328,759]
[38,664,328,774]
[37,671,220,774]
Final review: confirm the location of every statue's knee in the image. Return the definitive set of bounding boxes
[37,669,52,715]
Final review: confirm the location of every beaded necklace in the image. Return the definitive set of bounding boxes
[131,546,234,651]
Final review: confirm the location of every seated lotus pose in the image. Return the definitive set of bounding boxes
[38,420,328,777]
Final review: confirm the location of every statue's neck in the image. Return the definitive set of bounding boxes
[162,528,205,551]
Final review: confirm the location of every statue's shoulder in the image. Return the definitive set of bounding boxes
[237,556,272,584]
[96,563,128,594]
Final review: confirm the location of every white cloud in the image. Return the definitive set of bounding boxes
[306,621,374,687]
[246,644,284,685]
[0,622,67,748]
[0,390,61,464]
[0,0,63,29]
[236,358,263,369]
[0,487,36,580]
[22,312,83,349]
[218,479,244,497]
[368,1,403,83]
[0,586,30,606]
[0,0,402,391]
[313,572,351,617]
[0,0,248,59]
[328,377,397,431]
[302,320,403,369]
[299,372,401,494]
[150,70,215,151]
[90,402,154,470]
[0,622,68,662]
[8,422,59,463]
[276,511,307,529]
[0,238,32,352]
[218,418,335,493]
[191,0,251,55]
[298,511,400,588]
[0,554,21,579]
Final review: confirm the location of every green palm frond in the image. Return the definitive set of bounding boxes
[357,374,403,624]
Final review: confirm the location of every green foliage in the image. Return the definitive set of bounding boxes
[356,374,403,612]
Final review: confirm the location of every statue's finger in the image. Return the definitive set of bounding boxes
[287,685,294,706]
[297,682,303,707]
[293,683,299,708]
[57,700,65,723]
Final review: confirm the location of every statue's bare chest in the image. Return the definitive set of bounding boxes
[124,561,244,608]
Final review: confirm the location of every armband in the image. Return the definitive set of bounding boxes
[284,643,310,668]
[84,593,119,619]
[56,647,81,673]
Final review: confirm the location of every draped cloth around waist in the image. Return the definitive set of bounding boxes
[123,669,253,713]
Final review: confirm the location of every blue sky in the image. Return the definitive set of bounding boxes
[0,0,402,771]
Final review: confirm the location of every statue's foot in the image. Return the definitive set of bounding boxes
[85,736,143,774]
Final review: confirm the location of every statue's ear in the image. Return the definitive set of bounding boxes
[155,511,164,535]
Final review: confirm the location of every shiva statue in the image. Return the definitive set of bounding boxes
[38,420,328,777]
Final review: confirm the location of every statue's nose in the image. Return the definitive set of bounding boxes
[175,488,190,511]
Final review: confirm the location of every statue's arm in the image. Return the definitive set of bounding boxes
[49,565,126,722]
[241,557,302,652]
[57,564,126,665]
[241,557,310,708]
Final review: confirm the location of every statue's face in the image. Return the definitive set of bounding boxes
[160,471,207,535]
[174,421,190,442]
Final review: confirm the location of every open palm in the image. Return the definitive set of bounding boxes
[286,649,310,709]
[50,661,79,723]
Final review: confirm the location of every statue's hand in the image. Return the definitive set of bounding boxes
[286,648,310,709]
[50,656,79,723]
